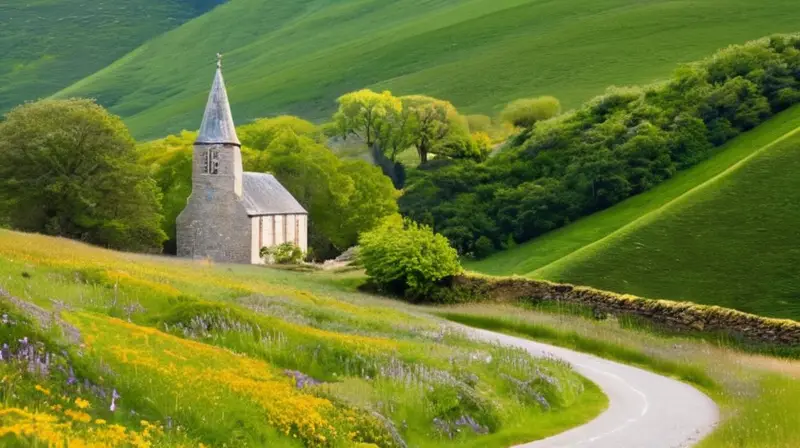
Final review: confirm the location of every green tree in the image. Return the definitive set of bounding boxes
[402,95,459,164]
[0,99,166,251]
[238,116,318,150]
[334,89,402,147]
[501,96,561,129]
[359,217,461,297]
[339,160,399,246]
[138,131,195,253]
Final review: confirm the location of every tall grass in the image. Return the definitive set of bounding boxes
[0,229,606,447]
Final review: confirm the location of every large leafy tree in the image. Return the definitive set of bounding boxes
[401,95,460,164]
[334,89,401,147]
[0,99,166,251]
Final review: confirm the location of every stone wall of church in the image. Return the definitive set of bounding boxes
[176,143,252,264]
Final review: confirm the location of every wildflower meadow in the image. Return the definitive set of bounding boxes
[0,229,606,447]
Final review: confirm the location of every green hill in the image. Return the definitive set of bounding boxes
[468,105,800,320]
[0,0,221,114]
[54,0,800,139]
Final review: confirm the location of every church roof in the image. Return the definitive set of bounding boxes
[241,172,307,216]
[196,61,241,146]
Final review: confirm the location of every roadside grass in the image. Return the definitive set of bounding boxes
[438,304,800,448]
[440,312,716,390]
[0,229,606,447]
[53,0,800,139]
[465,103,800,277]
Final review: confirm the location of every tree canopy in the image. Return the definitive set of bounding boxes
[0,99,166,251]
[401,34,800,258]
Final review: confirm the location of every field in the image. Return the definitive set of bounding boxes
[0,0,219,115]
[466,103,800,320]
[52,0,800,139]
[0,229,605,447]
[440,304,800,448]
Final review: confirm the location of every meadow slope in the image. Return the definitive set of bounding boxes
[0,0,221,114]
[469,106,800,320]
[537,124,800,320]
[0,229,605,447]
[54,0,800,139]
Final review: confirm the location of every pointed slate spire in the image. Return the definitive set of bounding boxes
[196,54,241,146]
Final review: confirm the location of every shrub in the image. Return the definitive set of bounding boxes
[359,218,461,298]
[501,96,562,129]
[260,242,304,264]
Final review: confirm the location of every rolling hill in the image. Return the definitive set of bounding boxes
[0,0,223,114]
[467,105,800,320]
[53,0,800,139]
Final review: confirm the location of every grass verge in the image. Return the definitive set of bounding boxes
[439,304,800,448]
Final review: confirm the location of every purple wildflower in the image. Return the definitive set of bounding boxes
[110,389,120,412]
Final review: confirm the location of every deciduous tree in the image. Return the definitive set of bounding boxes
[0,99,166,251]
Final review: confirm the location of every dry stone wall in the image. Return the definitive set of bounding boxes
[441,275,800,346]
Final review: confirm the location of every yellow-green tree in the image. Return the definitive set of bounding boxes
[334,89,401,147]
[501,96,561,129]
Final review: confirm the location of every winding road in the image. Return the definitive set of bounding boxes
[462,326,720,448]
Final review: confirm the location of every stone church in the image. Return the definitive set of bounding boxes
[177,59,308,264]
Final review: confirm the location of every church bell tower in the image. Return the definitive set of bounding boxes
[176,54,252,263]
[192,53,243,199]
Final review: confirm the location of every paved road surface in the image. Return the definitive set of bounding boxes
[462,326,719,448]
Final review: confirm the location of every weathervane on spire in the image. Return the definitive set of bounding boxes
[216,53,223,69]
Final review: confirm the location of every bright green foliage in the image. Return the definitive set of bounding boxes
[360,218,462,297]
[261,242,304,264]
[335,89,402,147]
[339,161,400,247]
[0,99,166,252]
[501,96,562,129]
[48,0,800,140]
[466,104,800,276]
[402,34,800,258]
[0,1,218,116]
[238,115,319,149]
[138,131,196,252]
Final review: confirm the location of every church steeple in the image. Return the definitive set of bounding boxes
[196,53,240,146]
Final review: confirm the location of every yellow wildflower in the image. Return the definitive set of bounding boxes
[74,397,91,409]
[34,384,51,396]
[95,419,107,425]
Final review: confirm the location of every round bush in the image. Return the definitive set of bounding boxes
[359,218,462,297]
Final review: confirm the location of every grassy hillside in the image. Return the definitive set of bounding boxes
[0,1,222,114]
[536,126,800,320]
[466,104,800,277]
[0,229,605,447]
[54,0,800,139]
[468,105,800,320]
